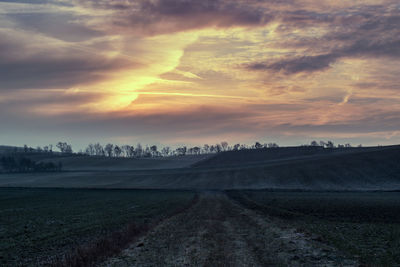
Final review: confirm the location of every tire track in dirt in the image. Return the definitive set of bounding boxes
[101,192,356,266]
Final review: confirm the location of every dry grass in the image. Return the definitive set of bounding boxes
[50,194,199,267]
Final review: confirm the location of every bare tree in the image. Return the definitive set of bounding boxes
[221,141,229,151]
[162,146,170,156]
[104,143,114,157]
[93,143,104,156]
[114,145,122,157]
[193,146,200,155]
[150,145,158,157]
[85,143,95,155]
[135,143,143,157]
[215,144,222,153]
[56,142,73,154]
[326,141,335,149]
[255,142,263,149]
[176,146,187,156]
[311,140,319,146]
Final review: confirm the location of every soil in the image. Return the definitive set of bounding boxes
[101,192,357,266]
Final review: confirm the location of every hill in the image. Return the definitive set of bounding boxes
[0,152,210,172]
[192,145,386,168]
[0,145,399,191]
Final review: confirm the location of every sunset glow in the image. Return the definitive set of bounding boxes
[0,0,399,147]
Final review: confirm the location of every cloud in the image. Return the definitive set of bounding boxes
[246,9,400,74]
[0,29,140,90]
[0,0,399,147]
[78,0,273,35]
[6,13,104,42]
[246,54,338,74]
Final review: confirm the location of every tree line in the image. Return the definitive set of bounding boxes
[13,140,359,159]
[78,141,282,158]
[0,156,62,173]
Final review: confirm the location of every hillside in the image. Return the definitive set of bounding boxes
[0,152,211,171]
[192,145,388,168]
[1,145,399,191]
[37,154,211,171]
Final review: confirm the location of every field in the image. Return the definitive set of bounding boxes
[1,145,399,191]
[0,188,195,266]
[227,190,400,266]
[1,145,400,266]
[14,153,211,171]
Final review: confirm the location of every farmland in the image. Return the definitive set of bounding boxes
[1,145,399,191]
[227,190,400,265]
[0,188,195,266]
[1,145,400,266]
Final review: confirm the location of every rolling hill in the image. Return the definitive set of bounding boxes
[0,145,399,191]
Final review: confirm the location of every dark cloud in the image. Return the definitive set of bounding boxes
[80,0,272,34]
[0,35,140,90]
[246,9,400,74]
[246,54,338,74]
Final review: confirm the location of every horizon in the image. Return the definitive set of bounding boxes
[1,140,396,154]
[1,0,399,147]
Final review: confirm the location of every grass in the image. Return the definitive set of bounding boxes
[0,187,196,266]
[227,190,400,266]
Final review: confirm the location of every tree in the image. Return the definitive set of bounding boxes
[85,143,95,155]
[215,144,222,153]
[233,144,240,151]
[193,146,201,155]
[114,145,122,157]
[209,145,215,153]
[221,141,228,151]
[162,146,170,156]
[326,141,335,149]
[150,145,158,157]
[94,143,104,156]
[255,142,263,149]
[122,145,135,157]
[203,144,209,154]
[104,143,114,157]
[135,143,143,158]
[176,146,187,156]
[311,140,319,146]
[56,142,72,154]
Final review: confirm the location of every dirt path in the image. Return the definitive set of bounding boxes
[101,192,356,266]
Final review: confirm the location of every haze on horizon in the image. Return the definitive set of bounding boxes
[0,0,399,148]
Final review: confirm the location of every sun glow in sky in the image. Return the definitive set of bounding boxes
[0,0,399,148]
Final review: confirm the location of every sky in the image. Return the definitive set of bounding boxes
[0,0,399,149]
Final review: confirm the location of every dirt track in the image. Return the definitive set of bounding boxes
[101,192,356,266]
